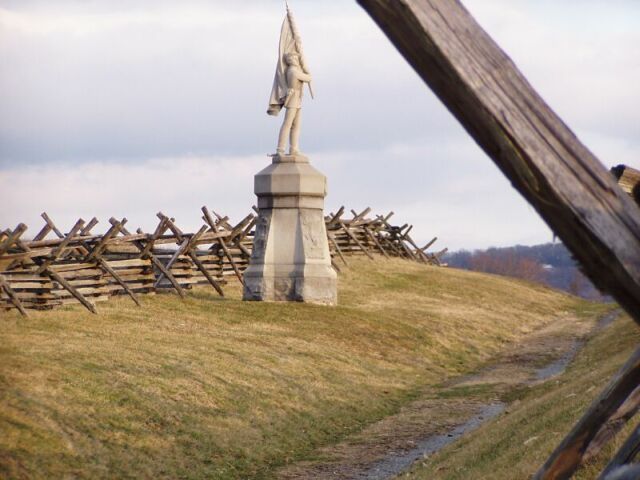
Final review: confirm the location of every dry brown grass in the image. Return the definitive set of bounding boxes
[0,257,606,479]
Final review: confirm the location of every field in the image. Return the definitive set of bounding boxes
[0,257,614,479]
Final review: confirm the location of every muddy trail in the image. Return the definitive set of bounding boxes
[276,310,620,480]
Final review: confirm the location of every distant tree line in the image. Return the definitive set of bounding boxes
[444,243,606,300]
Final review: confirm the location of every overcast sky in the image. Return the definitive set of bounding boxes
[1,0,638,251]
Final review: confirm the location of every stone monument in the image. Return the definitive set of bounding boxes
[242,5,337,305]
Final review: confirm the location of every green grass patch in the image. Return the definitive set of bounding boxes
[405,312,639,480]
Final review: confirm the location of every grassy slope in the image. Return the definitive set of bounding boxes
[0,257,608,479]
[404,313,640,480]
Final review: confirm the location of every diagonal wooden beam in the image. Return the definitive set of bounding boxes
[139,218,168,258]
[339,220,374,260]
[32,222,52,242]
[224,214,256,260]
[421,237,438,252]
[598,424,640,479]
[65,217,99,259]
[228,214,256,242]
[585,386,640,464]
[41,212,64,238]
[533,346,640,479]
[363,226,390,259]
[153,237,189,289]
[84,219,126,263]
[326,206,345,228]
[328,235,349,266]
[211,209,233,231]
[331,258,341,273]
[202,206,244,285]
[431,248,448,266]
[186,238,226,296]
[388,223,418,261]
[35,219,85,275]
[0,224,28,256]
[357,0,640,319]
[0,273,28,317]
[110,218,185,298]
[75,223,141,307]
[158,213,224,296]
[47,269,98,314]
[374,215,406,258]
[98,257,141,307]
[28,219,98,314]
[350,207,372,224]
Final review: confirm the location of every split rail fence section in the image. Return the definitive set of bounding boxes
[0,206,444,315]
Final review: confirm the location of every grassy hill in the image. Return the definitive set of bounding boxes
[0,257,611,479]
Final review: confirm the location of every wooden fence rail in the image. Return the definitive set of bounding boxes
[612,164,640,208]
[355,0,640,478]
[0,206,443,315]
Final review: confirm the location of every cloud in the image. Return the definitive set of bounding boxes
[0,0,638,250]
[0,155,263,235]
[1,140,552,251]
[0,1,449,164]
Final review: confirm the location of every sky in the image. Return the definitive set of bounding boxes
[1,0,638,251]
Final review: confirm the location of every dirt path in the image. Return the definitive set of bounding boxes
[276,310,620,480]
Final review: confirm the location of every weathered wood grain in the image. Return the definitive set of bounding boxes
[356,0,640,319]
[598,423,640,479]
[533,346,640,479]
[584,386,640,463]
[1,207,438,312]
[0,274,28,316]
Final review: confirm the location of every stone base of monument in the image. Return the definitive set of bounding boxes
[242,153,337,305]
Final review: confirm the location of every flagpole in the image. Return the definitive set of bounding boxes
[285,2,314,99]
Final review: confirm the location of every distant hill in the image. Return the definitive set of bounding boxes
[444,243,605,300]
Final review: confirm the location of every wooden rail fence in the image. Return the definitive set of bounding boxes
[0,206,444,315]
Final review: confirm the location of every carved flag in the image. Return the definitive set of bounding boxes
[267,5,313,116]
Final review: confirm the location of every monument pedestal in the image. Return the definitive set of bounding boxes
[242,154,337,305]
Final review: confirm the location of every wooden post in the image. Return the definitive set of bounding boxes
[48,269,98,314]
[331,258,342,273]
[0,274,28,317]
[64,220,142,307]
[202,206,244,285]
[111,218,186,298]
[533,346,640,479]
[227,214,256,259]
[0,224,28,256]
[364,226,390,259]
[421,237,438,252]
[374,214,408,258]
[598,424,640,479]
[157,213,224,296]
[35,219,85,274]
[97,258,141,307]
[28,219,99,314]
[339,221,374,260]
[356,0,640,319]
[350,207,372,224]
[326,206,346,227]
[328,235,349,266]
[41,212,64,238]
[84,219,126,263]
[584,386,640,463]
[611,165,640,197]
